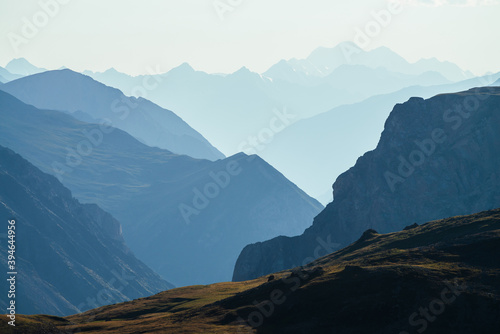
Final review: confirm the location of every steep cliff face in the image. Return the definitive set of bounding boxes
[0,146,174,316]
[233,86,500,281]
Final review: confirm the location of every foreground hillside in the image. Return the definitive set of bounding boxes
[6,208,500,333]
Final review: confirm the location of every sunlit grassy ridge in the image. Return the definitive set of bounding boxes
[4,208,500,333]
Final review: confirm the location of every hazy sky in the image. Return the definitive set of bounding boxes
[1,0,499,75]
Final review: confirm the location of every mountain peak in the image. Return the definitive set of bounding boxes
[41,68,96,82]
[234,66,251,74]
[5,57,46,76]
[103,67,120,74]
[6,57,31,67]
[171,62,194,72]
[229,66,260,80]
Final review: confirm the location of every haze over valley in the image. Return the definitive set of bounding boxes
[1,1,499,333]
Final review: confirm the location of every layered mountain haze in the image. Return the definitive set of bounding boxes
[0,145,173,316]
[319,64,449,99]
[0,90,322,286]
[281,42,473,81]
[1,0,497,331]
[4,58,46,76]
[233,86,500,281]
[0,69,224,161]
[260,72,500,203]
[0,66,22,83]
[85,64,325,155]
[83,43,462,157]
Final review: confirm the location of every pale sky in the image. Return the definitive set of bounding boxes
[0,0,499,75]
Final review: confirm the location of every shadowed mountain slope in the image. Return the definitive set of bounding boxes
[0,146,173,316]
[0,69,224,161]
[0,90,322,286]
[5,208,500,333]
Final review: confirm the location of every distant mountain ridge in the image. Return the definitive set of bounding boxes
[81,43,460,156]
[0,66,23,82]
[0,145,173,316]
[233,86,500,281]
[5,58,46,76]
[269,42,472,82]
[0,69,224,161]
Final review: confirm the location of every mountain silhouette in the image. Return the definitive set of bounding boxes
[258,72,500,203]
[83,44,458,156]
[0,90,322,286]
[234,86,500,281]
[0,145,173,316]
[1,69,225,161]
[5,58,46,76]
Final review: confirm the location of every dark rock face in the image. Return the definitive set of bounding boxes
[233,86,500,281]
[0,146,173,316]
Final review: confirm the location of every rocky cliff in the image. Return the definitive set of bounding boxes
[233,86,500,281]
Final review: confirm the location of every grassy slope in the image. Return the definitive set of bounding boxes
[4,208,500,333]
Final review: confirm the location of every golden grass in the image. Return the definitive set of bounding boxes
[5,208,500,333]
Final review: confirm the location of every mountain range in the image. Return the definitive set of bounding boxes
[0,145,173,316]
[0,45,497,331]
[0,52,481,204]
[4,58,47,76]
[0,89,322,286]
[0,66,22,83]
[0,69,224,161]
[276,42,473,81]
[233,86,500,281]
[82,43,462,157]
